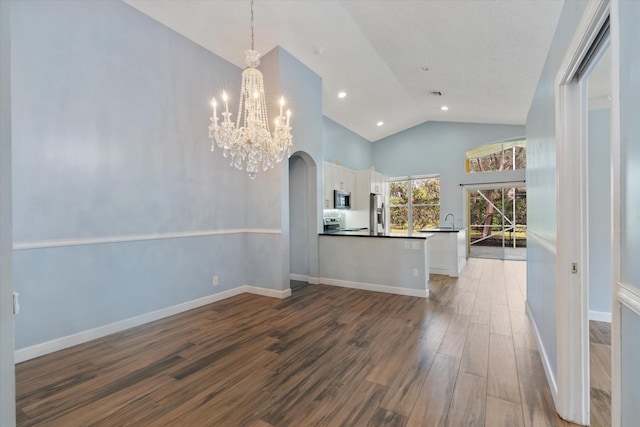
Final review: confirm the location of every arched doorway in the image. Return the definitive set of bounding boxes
[288,151,318,282]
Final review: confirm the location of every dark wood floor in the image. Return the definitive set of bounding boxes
[16,259,578,426]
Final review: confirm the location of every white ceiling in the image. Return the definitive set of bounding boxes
[124,0,565,142]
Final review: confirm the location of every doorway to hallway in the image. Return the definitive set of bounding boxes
[467,185,527,261]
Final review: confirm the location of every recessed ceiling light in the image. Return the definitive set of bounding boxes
[441,106,449,111]
[377,121,384,127]
[338,91,347,99]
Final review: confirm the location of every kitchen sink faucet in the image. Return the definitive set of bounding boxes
[444,213,455,229]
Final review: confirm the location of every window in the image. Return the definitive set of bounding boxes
[389,176,440,234]
[466,138,526,173]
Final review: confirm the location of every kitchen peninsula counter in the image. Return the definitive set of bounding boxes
[320,229,433,239]
[419,227,467,277]
[318,231,435,298]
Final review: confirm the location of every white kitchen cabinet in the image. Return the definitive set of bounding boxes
[333,166,356,193]
[323,162,334,208]
[356,169,387,211]
[323,162,356,209]
[371,171,385,194]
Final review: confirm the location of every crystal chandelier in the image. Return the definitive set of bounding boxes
[208,0,292,179]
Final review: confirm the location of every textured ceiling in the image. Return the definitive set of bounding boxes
[124,0,565,142]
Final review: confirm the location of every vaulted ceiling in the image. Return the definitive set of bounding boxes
[125,0,565,141]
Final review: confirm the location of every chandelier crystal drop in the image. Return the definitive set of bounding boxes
[208,0,292,179]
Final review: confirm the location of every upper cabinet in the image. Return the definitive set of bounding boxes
[356,169,388,211]
[323,164,388,210]
[370,170,385,194]
[323,162,356,209]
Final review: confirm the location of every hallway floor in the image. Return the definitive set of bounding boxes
[590,320,612,427]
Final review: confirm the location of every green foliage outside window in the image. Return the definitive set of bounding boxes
[389,177,440,234]
[466,139,526,173]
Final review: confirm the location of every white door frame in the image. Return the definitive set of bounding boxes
[554,0,612,424]
[608,2,640,426]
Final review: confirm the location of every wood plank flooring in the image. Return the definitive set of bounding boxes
[590,320,611,427]
[16,259,579,426]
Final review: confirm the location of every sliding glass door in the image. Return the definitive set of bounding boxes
[468,186,526,260]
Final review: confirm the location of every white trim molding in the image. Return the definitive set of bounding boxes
[589,310,612,322]
[318,277,428,298]
[526,303,559,407]
[244,286,292,300]
[13,228,282,251]
[14,284,291,363]
[617,281,640,316]
[527,231,557,256]
[553,0,610,424]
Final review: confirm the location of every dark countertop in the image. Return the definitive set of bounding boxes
[320,229,434,239]
[418,227,467,233]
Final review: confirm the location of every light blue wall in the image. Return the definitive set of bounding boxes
[372,121,524,228]
[246,47,323,288]
[619,0,640,424]
[323,117,373,170]
[278,48,323,279]
[525,0,589,385]
[11,1,326,352]
[526,237,557,377]
[621,305,640,425]
[588,108,611,316]
[619,0,640,295]
[11,0,252,350]
[0,0,16,423]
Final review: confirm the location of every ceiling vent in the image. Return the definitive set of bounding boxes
[427,90,443,96]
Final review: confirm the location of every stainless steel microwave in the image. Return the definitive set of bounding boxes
[334,190,351,209]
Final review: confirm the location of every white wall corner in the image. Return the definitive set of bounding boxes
[243,285,291,299]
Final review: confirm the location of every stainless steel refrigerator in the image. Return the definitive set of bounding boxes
[369,193,386,235]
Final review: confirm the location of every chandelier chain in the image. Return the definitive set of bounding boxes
[250,0,255,51]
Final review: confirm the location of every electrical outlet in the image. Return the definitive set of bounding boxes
[404,241,410,249]
[213,275,219,287]
[413,268,419,277]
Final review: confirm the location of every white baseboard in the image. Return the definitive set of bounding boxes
[244,286,291,299]
[288,274,320,285]
[589,310,612,322]
[429,265,458,277]
[526,303,558,408]
[318,277,428,298]
[14,285,291,363]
